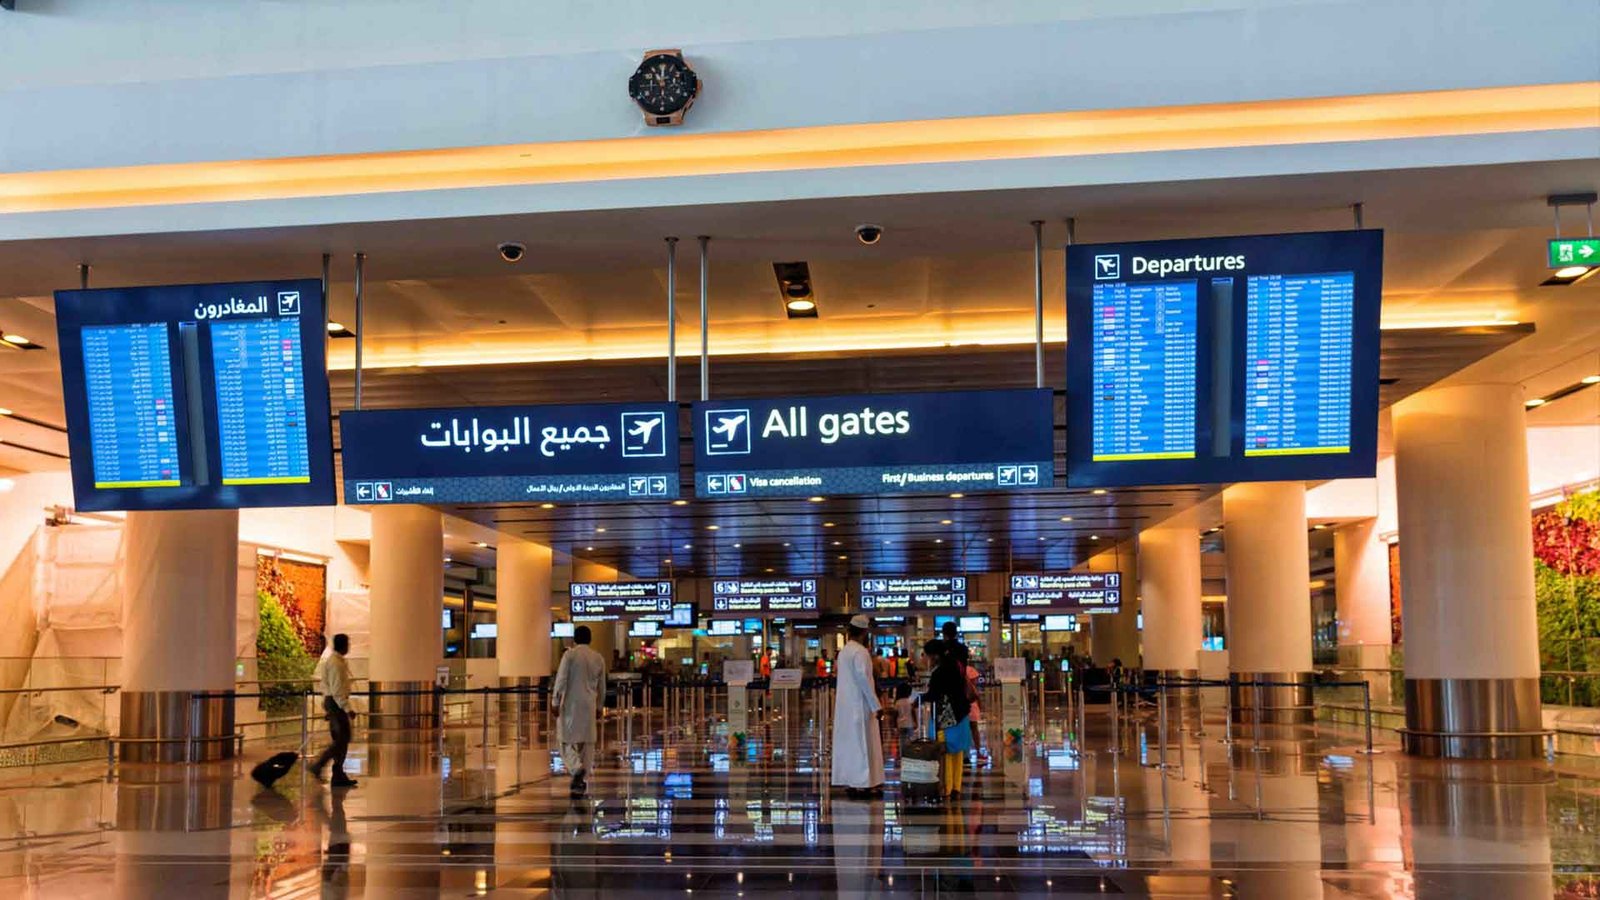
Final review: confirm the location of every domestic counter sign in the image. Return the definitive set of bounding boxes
[693,389,1053,499]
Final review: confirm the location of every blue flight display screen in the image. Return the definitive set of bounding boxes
[339,401,680,504]
[855,575,969,612]
[1091,280,1197,461]
[81,323,182,488]
[1244,272,1355,456]
[55,279,336,511]
[692,388,1054,499]
[1066,230,1382,487]
[711,578,820,616]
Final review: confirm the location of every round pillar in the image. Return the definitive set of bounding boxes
[119,509,239,763]
[497,538,553,712]
[1334,516,1393,706]
[1393,383,1543,759]
[1089,545,1140,666]
[1223,481,1314,723]
[1138,523,1203,681]
[367,505,443,730]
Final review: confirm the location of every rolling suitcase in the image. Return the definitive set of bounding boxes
[250,751,300,788]
[900,707,944,810]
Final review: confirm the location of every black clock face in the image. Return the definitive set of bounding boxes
[629,53,698,116]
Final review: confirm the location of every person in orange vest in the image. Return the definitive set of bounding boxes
[760,651,773,679]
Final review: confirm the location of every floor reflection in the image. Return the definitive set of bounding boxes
[0,694,1596,896]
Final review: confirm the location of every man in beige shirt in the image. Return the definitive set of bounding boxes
[310,633,357,788]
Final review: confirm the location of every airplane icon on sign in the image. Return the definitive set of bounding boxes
[705,409,752,455]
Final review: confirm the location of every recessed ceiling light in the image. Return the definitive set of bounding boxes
[783,542,791,547]
[935,538,943,544]
[786,297,817,313]
[0,407,11,416]
[1555,265,1592,279]
[1525,398,1547,408]
[326,321,345,332]
[683,543,692,549]
[764,567,775,573]
[540,503,555,510]
[949,493,964,499]
[883,539,892,544]
[1060,516,1073,522]
[1312,524,1328,531]
[596,526,607,532]
[940,519,953,525]
[808,496,825,503]
[1584,375,1600,385]
[1090,535,1100,541]
[2,334,30,346]
[832,540,841,546]
[673,499,689,506]
[837,554,847,560]
[1038,536,1046,541]
[733,543,742,548]
[473,541,489,548]
[823,522,835,528]
[706,525,719,531]
[1091,488,1107,495]
[664,558,672,564]
[585,545,594,551]
[987,538,994,542]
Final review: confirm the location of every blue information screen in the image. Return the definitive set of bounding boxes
[1066,230,1382,487]
[55,279,335,511]
[81,323,182,489]
[339,402,680,504]
[1244,272,1355,456]
[692,389,1054,499]
[1091,280,1197,461]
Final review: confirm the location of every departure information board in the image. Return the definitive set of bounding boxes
[855,576,969,612]
[568,581,675,620]
[1243,272,1354,456]
[711,578,820,615]
[55,279,335,511]
[1066,230,1381,487]
[81,323,181,488]
[692,389,1053,499]
[1091,281,1197,462]
[1007,573,1122,617]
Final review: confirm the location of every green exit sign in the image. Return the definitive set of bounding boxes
[1549,238,1600,268]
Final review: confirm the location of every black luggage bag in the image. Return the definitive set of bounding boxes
[900,706,944,810]
[250,751,300,788]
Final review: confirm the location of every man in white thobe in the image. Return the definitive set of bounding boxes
[552,624,607,797]
[831,614,885,797]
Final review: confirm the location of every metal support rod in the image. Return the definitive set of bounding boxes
[78,263,90,290]
[697,236,710,401]
[1353,202,1364,230]
[1032,220,1045,388]
[300,692,310,757]
[666,237,679,401]
[353,252,366,410]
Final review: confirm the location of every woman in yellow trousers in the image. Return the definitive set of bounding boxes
[922,639,974,799]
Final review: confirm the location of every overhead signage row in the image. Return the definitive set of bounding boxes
[1007,572,1122,617]
[711,577,820,615]
[855,575,969,612]
[568,580,674,620]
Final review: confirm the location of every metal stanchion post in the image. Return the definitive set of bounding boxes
[300,691,310,756]
[1223,681,1235,746]
[482,689,490,751]
[1109,686,1122,755]
[1252,682,1266,753]
[1157,681,1169,770]
[1360,681,1381,755]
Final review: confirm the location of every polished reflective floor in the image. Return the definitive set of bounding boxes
[1,690,1597,898]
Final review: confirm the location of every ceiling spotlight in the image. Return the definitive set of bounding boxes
[683,543,692,549]
[764,567,775,573]
[940,519,954,525]
[733,543,742,548]
[473,541,489,548]
[823,522,835,528]
[808,496,825,503]
[1312,524,1328,531]
[1542,265,1598,286]
[672,499,689,506]
[0,407,11,416]
[774,262,819,318]
[595,526,608,533]
[706,525,720,531]
[948,493,964,499]
[1556,265,1592,279]
[837,554,847,560]
[664,558,672,564]
[1525,398,1547,408]
[326,322,356,338]
[935,538,944,544]
[782,541,791,547]
[540,503,555,510]
[1584,375,1600,385]
[585,545,594,551]
[1060,516,1073,522]
[1090,535,1100,541]
[0,332,43,350]
[1091,488,1107,496]
[832,540,841,546]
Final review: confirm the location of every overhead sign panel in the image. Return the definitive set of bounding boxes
[54,279,336,511]
[711,577,820,615]
[855,575,970,612]
[568,580,675,620]
[692,389,1053,499]
[1549,238,1600,268]
[1066,230,1382,486]
[1007,573,1122,616]
[340,401,679,504]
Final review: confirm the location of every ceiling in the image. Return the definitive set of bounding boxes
[0,157,1594,573]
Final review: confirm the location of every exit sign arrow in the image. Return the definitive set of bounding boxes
[1549,238,1600,267]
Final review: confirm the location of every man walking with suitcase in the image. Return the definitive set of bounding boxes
[310,633,358,788]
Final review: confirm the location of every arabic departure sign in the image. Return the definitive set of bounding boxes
[339,401,679,504]
[692,389,1054,499]
[1007,573,1122,616]
[855,575,969,612]
[711,577,820,615]
[568,581,675,620]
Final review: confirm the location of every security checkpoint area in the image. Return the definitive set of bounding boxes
[1,2,1599,896]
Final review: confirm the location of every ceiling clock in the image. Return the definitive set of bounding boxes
[628,49,700,126]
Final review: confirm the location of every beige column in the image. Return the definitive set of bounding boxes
[1334,517,1392,669]
[1138,522,1203,679]
[367,505,443,729]
[1223,481,1314,723]
[498,539,554,681]
[570,559,622,663]
[1089,544,1140,666]
[118,509,239,762]
[1393,383,1542,758]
